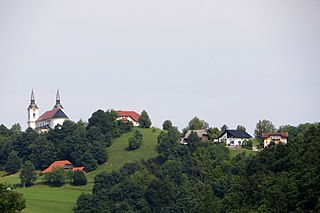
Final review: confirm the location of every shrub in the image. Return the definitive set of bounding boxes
[128,137,141,150]
[72,170,87,186]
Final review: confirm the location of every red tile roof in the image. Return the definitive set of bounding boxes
[37,108,68,121]
[262,132,289,138]
[42,160,72,173]
[117,110,140,122]
[38,109,59,121]
[72,167,87,173]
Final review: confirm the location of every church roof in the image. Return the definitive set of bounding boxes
[37,108,68,121]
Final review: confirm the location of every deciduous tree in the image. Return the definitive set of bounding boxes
[162,120,173,130]
[254,119,276,138]
[5,151,21,174]
[0,183,26,212]
[188,117,209,130]
[72,170,87,186]
[236,125,246,132]
[19,161,36,188]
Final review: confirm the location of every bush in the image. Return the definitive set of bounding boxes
[128,130,143,151]
[44,168,65,186]
[242,140,253,150]
[128,137,141,150]
[72,170,87,186]
[74,193,93,213]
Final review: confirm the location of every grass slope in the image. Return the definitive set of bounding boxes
[87,128,161,180]
[0,128,161,213]
[17,186,85,213]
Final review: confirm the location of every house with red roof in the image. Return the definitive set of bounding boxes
[42,160,87,173]
[27,89,69,133]
[117,110,140,126]
[262,132,288,147]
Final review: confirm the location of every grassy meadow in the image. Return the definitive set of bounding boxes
[0,128,161,213]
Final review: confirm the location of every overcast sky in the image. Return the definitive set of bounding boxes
[0,0,319,134]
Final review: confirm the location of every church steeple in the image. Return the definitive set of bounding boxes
[27,89,39,129]
[53,89,63,109]
[28,89,38,109]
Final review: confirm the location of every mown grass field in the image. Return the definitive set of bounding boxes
[0,128,161,213]
[229,147,256,158]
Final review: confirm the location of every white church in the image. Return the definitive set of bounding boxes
[27,89,69,133]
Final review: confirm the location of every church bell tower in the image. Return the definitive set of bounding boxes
[27,89,39,129]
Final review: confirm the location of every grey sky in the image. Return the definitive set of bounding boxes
[1,0,319,134]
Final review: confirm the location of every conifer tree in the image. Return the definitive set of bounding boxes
[138,110,152,128]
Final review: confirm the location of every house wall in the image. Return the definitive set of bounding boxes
[218,133,249,146]
[200,135,209,142]
[118,116,139,126]
[264,137,287,147]
[50,118,67,129]
[226,138,248,146]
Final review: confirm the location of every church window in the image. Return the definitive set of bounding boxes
[33,113,36,118]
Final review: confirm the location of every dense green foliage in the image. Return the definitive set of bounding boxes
[162,120,173,130]
[0,109,132,173]
[0,183,26,212]
[74,193,93,213]
[236,124,246,131]
[75,122,320,212]
[19,161,36,187]
[128,130,143,151]
[138,110,152,128]
[254,119,276,138]
[5,151,21,174]
[71,170,87,186]
[43,168,66,187]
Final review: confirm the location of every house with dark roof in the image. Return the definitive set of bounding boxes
[42,160,87,173]
[182,129,209,144]
[218,130,252,146]
[117,110,140,126]
[262,132,288,147]
[27,89,69,133]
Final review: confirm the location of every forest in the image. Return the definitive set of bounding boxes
[74,122,320,212]
[0,111,319,212]
[0,109,133,174]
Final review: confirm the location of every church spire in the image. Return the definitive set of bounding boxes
[53,89,63,109]
[28,89,38,109]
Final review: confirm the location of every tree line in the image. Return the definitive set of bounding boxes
[0,109,137,174]
[74,122,320,212]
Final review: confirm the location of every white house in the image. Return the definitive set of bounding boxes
[27,89,69,133]
[117,110,140,126]
[218,130,252,146]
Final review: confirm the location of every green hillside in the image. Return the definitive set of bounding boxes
[0,128,161,213]
[87,128,161,180]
